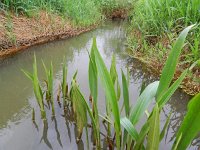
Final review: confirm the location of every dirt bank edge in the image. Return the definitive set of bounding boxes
[0,25,97,59]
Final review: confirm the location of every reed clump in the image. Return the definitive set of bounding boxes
[24,26,200,150]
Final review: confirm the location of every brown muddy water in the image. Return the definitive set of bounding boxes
[0,21,199,150]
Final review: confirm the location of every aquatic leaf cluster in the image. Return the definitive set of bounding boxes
[24,26,200,150]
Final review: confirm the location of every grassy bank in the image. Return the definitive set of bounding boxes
[127,0,200,95]
[0,0,133,58]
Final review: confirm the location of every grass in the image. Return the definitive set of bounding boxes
[1,0,133,26]
[24,26,200,149]
[128,0,200,75]
[22,55,46,119]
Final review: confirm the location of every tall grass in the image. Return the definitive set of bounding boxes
[133,0,200,35]
[1,0,133,26]
[22,55,46,119]
[94,0,133,11]
[1,0,102,26]
[24,26,200,149]
[130,0,200,64]
[1,0,135,26]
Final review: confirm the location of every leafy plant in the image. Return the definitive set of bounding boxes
[22,55,46,119]
[25,25,200,150]
[43,61,55,116]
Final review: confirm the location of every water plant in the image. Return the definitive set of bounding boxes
[25,25,200,150]
[61,57,68,105]
[22,55,46,119]
[42,61,55,116]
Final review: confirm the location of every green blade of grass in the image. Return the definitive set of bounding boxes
[134,122,150,150]
[71,80,88,138]
[110,54,117,84]
[147,104,160,150]
[88,40,100,145]
[158,69,188,108]
[173,93,200,150]
[121,69,130,116]
[129,81,159,125]
[71,80,101,148]
[120,117,139,141]
[173,133,182,150]
[156,25,195,100]
[92,38,121,149]
[89,40,98,102]
[110,54,121,101]
[160,112,172,142]
[21,69,33,81]
[62,57,67,103]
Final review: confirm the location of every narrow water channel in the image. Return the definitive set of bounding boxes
[0,21,198,150]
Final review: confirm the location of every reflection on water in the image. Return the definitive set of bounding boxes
[0,20,199,150]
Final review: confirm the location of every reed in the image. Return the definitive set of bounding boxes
[121,25,200,150]
[22,55,46,119]
[25,25,200,150]
[43,61,55,116]
[61,57,68,105]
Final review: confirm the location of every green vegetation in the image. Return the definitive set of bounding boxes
[24,26,200,149]
[22,55,46,119]
[1,0,133,26]
[128,0,200,65]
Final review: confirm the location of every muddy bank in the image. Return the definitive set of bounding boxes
[0,11,98,59]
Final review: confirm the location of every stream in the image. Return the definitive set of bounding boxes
[0,20,198,150]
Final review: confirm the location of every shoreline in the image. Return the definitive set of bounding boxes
[0,25,97,59]
[128,51,200,96]
[0,11,99,59]
[0,9,128,59]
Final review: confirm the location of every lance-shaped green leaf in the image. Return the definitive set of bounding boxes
[156,25,195,100]
[147,104,160,150]
[110,54,121,101]
[71,80,100,148]
[62,57,67,102]
[158,69,188,108]
[160,112,172,142]
[173,93,200,150]
[42,61,55,115]
[110,54,117,84]
[71,80,88,138]
[22,55,46,119]
[121,69,130,116]
[88,40,100,145]
[92,38,121,149]
[134,122,150,150]
[120,117,139,141]
[89,39,98,102]
[129,81,159,125]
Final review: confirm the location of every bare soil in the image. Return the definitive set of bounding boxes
[0,11,97,59]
